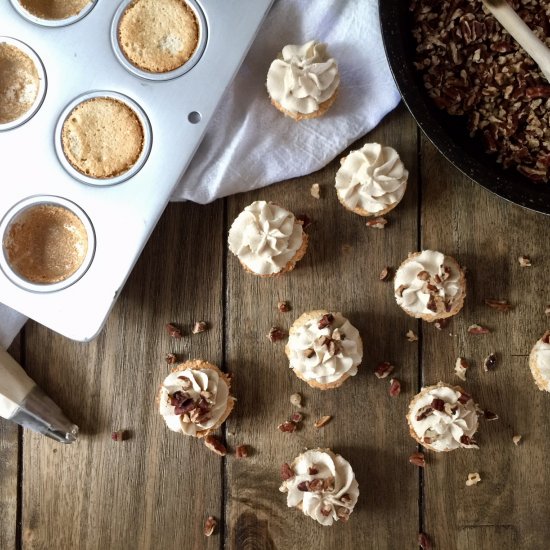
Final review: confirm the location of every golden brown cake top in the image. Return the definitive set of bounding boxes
[18,0,92,20]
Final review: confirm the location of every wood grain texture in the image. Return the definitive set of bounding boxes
[0,335,22,550]
[21,203,225,550]
[225,106,421,549]
[420,136,550,550]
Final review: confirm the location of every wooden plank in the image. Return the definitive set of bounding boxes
[225,105,421,549]
[421,137,550,549]
[0,334,22,550]
[20,202,225,550]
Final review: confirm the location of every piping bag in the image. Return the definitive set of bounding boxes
[0,347,78,443]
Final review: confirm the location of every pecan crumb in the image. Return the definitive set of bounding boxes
[483,352,497,372]
[366,216,388,229]
[483,410,499,421]
[374,361,395,379]
[290,393,302,407]
[204,435,227,456]
[434,318,450,330]
[467,324,490,335]
[389,378,401,397]
[278,301,291,313]
[406,329,419,342]
[165,323,183,338]
[290,412,303,423]
[418,532,433,550]
[310,183,321,199]
[204,516,217,537]
[192,321,208,334]
[235,445,249,458]
[165,353,177,365]
[267,327,288,342]
[485,299,512,312]
[454,357,469,381]
[111,430,128,442]
[518,255,532,267]
[513,435,522,446]
[466,472,481,486]
[277,421,297,433]
[409,452,425,468]
[314,415,332,429]
[379,266,394,282]
[281,462,295,480]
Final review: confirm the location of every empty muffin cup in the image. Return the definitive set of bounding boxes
[111,0,207,81]
[0,37,46,131]
[10,0,96,27]
[0,196,95,292]
[55,91,152,186]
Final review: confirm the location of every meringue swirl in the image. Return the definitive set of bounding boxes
[280,449,359,526]
[408,383,479,452]
[159,365,231,436]
[335,143,408,214]
[287,311,362,385]
[228,201,304,275]
[266,40,339,115]
[394,250,463,317]
[530,332,550,391]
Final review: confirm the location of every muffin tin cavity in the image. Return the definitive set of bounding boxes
[10,0,97,27]
[55,91,152,186]
[111,0,207,81]
[0,196,95,292]
[0,37,46,131]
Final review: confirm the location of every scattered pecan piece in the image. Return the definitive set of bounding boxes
[204,435,227,456]
[406,329,419,342]
[418,532,433,550]
[483,410,499,421]
[483,353,497,371]
[278,301,291,313]
[290,393,302,407]
[518,255,532,267]
[204,516,217,537]
[277,421,297,433]
[379,266,394,282]
[374,361,395,379]
[366,217,388,229]
[291,412,303,423]
[466,472,481,486]
[314,415,332,429]
[296,214,312,229]
[409,452,426,468]
[389,378,401,397]
[192,321,208,334]
[165,323,183,338]
[434,318,450,330]
[485,299,512,312]
[111,430,128,442]
[235,445,249,458]
[281,462,294,480]
[310,183,321,199]
[165,353,177,365]
[467,324,490,335]
[454,357,469,381]
[267,327,288,342]
[513,435,522,446]
[318,313,334,330]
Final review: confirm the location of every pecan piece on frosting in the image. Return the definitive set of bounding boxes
[281,462,295,480]
[317,313,335,330]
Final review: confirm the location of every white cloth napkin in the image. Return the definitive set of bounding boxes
[0,0,399,346]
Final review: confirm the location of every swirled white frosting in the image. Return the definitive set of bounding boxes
[394,250,463,316]
[159,367,231,436]
[531,334,550,391]
[280,449,359,526]
[287,312,362,385]
[409,384,479,452]
[266,40,339,115]
[335,143,408,214]
[228,201,304,275]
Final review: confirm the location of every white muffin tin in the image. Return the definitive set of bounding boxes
[0,0,273,341]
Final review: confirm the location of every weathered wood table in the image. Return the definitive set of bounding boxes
[1,105,549,550]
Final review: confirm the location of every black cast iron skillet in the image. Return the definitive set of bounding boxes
[379,0,550,215]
